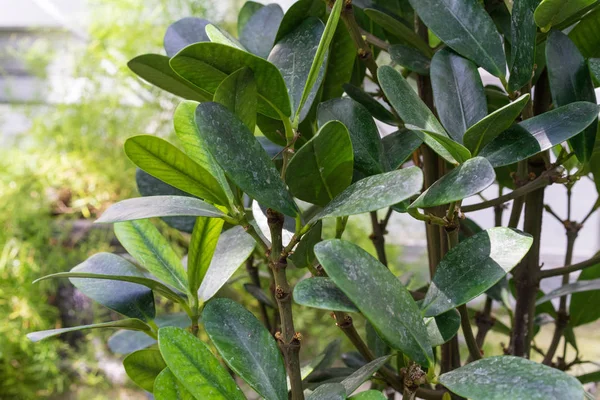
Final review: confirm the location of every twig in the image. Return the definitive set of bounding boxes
[359,27,390,51]
[370,211,388,267]
[539,253,600,278]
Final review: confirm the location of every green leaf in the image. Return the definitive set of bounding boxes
[406,0,506,77]
[439,356,584,400]
[322,24,356,100]
[577,370,600,384]
[27,319,151,342]
[307,383,347,400]
[213,67,258,132]
[341,356,390,395]
[158,327,245,400]
[363,9,432,57]
[268,17,326,122]
[569,261,600,326]
[170,43,291,118]
[463,94,530,154]
[128,54,211,102]
[315,239,434,366]
[536,278,600,305]
[276,0,325,42]
[343,83,397,125]
[569,6,600,58]
[96,196,226,223]
[534,0,596,31]
[154,368,195,400]
[425,308,461,346]
[378,65,458,164]
[366,322,390,358]
[349,391,386,400]
[590,58,600,86]
[547,30,598,163]
[195,102,299,216]
[508,0,539,92]
[238,2,265,34]
[479,102,600,167]
[187,217,224,294]
[310,167,423,223]
[244,284,275,308]
[431,48,487,142]
[289,221,322,268]
[114,220,189,294]
[286,121,353,206]
[124,135,230,207]
[389,44,431,75]
[124,349,166,392]
[318,98,385,176]
[409,157,495,209]
[293,277,359,312]
[239,4,283,58]
[164,17,210,57]
[382,129,423,170]
[422,227,533,317]
[203,299,286,400]
[197,226,256,302]
[205,24,246,50]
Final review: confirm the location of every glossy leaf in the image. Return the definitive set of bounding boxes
[293,277,359,312]
[124,349,166,392]
[307,383,347,400]
[187,217,224,294]
[534,0,596,31]
[508,0,539,92]
[569,6,600,58]
[425,308,461,346]
[205,24,245,50]
[315,239,434,366]
[238,1,264,34]
[197,226,256,302]
[239,4,283,58]
[410,157,495,209]
[570,261,600,326]
[366,322,390,359]
[363,9,432,57]
[124,135,229,206]
[127,54,210,102]
[154,368,195,400]
[203,299,286,400]
[164,17,210,57]
[341,356,390,395]
[289,221,322,268]
[27,319,151,342]
[310,167,423,223]
[422,227,533,317]
[536,278,600,305]
[318,98,385,176]
[343,83,396,125]
[382,129,423,170]
[439,356,584,400]
[349,391,386,400]
[431,48,487,142]
[547,30,598,163]
[286,121,353,206]
[406,0,506,77]
[195,102,299,216]
[463,94,530,154]
[389,44,431,75]
[114,219,189,294]
[158,327,245,400]
[479,102,600,167]
[276,0,325,42]
[322,24,355,100]
[213,67,257,132]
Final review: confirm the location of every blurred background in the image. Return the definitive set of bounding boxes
[1,1,599,399]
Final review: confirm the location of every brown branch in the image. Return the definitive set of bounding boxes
[540,253,600,278]
[370,211,388,267]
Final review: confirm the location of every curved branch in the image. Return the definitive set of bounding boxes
[539,254,600,279]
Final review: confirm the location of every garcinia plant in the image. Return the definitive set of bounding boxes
[28,0,600,398]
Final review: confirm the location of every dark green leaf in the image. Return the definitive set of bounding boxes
[307,383,347,400]
[439,356,584,400]
[534,0,596,31]
[128,54,210,102]
[431,48,487,142]
[389,44,431,75]
[318,98,385,176]
[349,391,386,400]
[341,356,390,395]
[322,24,356,100]
[590,58,600,86]
[239,4,283,58]
[422,227,533,317]
[569,6,600,58]
[238,2,265,34]
[293,277,359,312]
[187,217,224,294]
[310,167,423,222]
[406,0,506,77]
[164,17,210,57]
[289,221,322,269]
[485,85,511,112]
[425,308,461,346]
[276,0,325,42]
[214,67,258,132]
[481,102,600,167]
[154,368,195,400]
[195,102,299,216]
[363,9,432,57]
[158,327,245,400]
[244,284,275,308]
[124,349,166,392]
[315,239,434,366]
[508,0,540,92]
[343,83,396,125]
[382,129,423,170]
[569,261,600,326]
[256,114,287,146]
[366,322,390,358]
[27,319,151,342]
[203,299,286,400]
[286,120,354,206]
[577,370,600,384]
[547,30,598,163]
[536,278,600,305]
[410,157,495,209]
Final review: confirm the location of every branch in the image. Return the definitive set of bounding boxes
[539,253,600,278]
[359,27,390,51]
[340,2,379,82]
[370,211,388,267]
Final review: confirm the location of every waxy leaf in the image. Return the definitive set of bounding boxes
[27,319,151,342]
[124,349,166,392]
[197,226,256,302]
[318,98,385,176]
[158,327,245,400]
[164,17,210,57]
[341,356,390,395]
[128,54,210,102]
[479,102,600,167]
[293,277,359,312]
[310,167,423,223]
[534,0,596,31]
[213,67,257,132]
[343,83,396,125]
[289,221,322,268]
[463,94,530,154]
[382,129,423,170]
[154,368,195,400]
[203,299,286,400]
[96,196,226,223]
[422,227,533,317]
[547,30,598,163]
[569,6,600,58]
[125,135,229,207]
[590,58,600,86]
[508,0,539,92]
[410,157,495,209]
[276,0,325,42]
[205,24,245,50]
[307,383,347,400]
[570,262,600,326]
[349,391,386,400]
[187,217,224,294]
[322,24,355,100]
[363,9,432,57]
[407,0,506,77]
[239,4,283,58]
[439,356,584,400]
[389,44,431,75]
[315,239,434,366]
[195,102,299,216]
[286,120,353,206]
[425,308,461,346]
[536,278,600,305]
[238,2,265,34]
[114,219,189,294]
[431,48,487,142]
